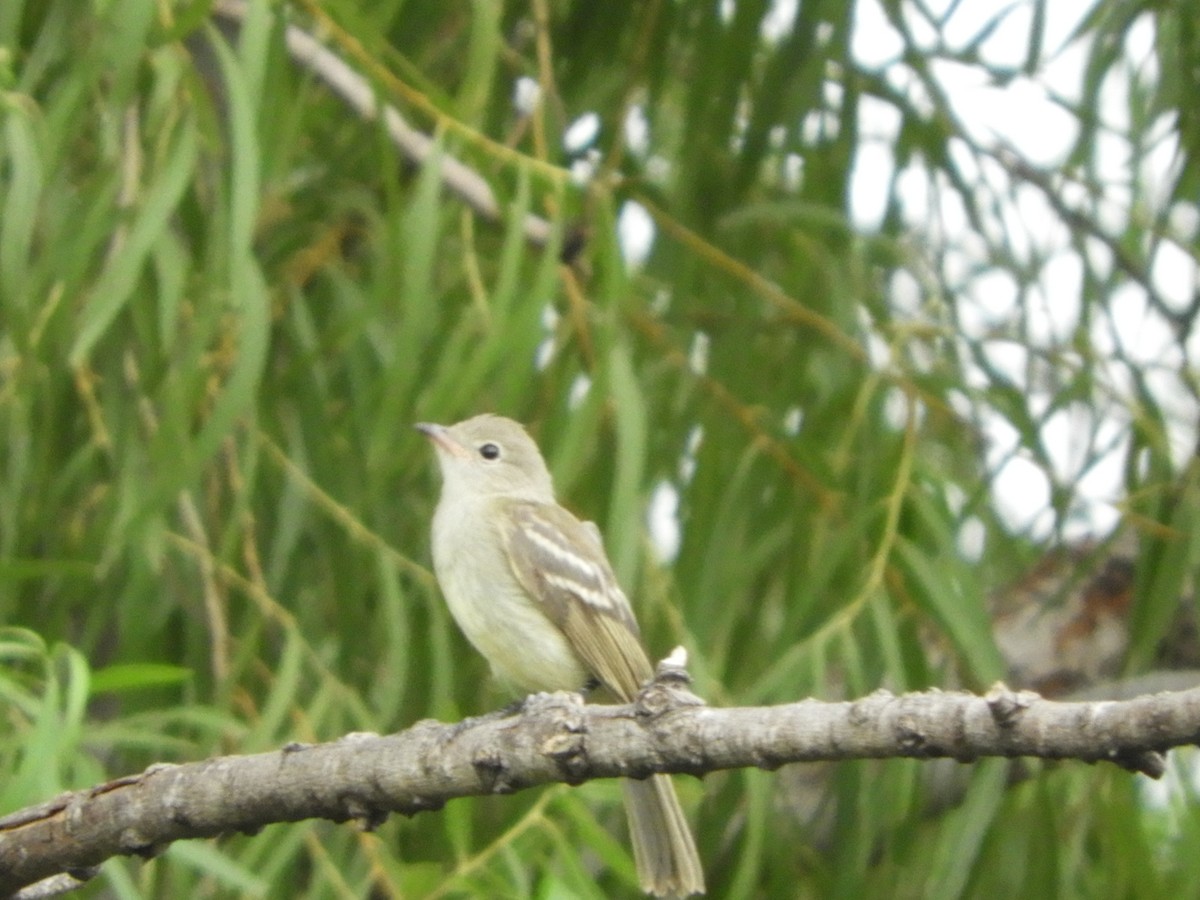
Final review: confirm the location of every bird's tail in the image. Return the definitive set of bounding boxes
[623,775,705,896]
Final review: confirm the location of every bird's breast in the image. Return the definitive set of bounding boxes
[431,499,588,693]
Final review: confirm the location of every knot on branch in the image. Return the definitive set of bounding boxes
[985,682,1041,728]
[895,715,928,753]
[343,798,389,832]
[117,828,161,860]
[471,747,514,794]
[1112,748,1167,778]
[518,691,591,783]
[637,647,707,719]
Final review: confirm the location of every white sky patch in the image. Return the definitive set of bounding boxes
[1087,287,1128,362]
[886,61,935,117]
[512,76,541,116]
[884,387,919,431]
[795,81,842,145]
[1041,2,1100,57]
[992,454,1053,539]
[569,149,600,185]
[859,90,901,143]
[981,408,1021,470]
[864,323,891,369]
[957,516,986,562]
[1169,202,1199,241]
[1040,402,1094,485]
[1144,121,1183,205]
[646,155,673,184]
[930,63,1079,168]
[801,106,839,145]
[823,78,845,113]
[1083,235,1115,280]
[888,269,923,318]
[1028,252,1083,344]
[850,0,904,68]
[688,330,710,375]
[617,200,655,270]
[783,405,803,435]
[1108,282,1177,362]
[1124,13,1158,71]
[943,482,966,516]
[534,304,558,371]
[960,269,1020,338]
[724,106,744,158]
[1151,239,1198,313]
[900,1,938,51]
[760,0,798,43]
[1040,38,1089,105]
[1095,168,1133,236]
[856,0,1200,542]
[1142,369,1200,470]
[969,4,1033,67]
[849,141,894,231]
[959,338,991,391]
[934,148,973,224]
[1058,177,1091,223]
[893,161,932,226]
[1099,60,1132,131]
[534,336,555,371]
[647,480,682,563]
[1069,417,1127,537]
[1012,182,1066,253]
[948,389,973,420]
[680,425,704,482]
[980,341,1028,390]
[906,334,936,374]
[781,153,803,191]
[625,104,650,156]
[564,112,601,153]
[567,373,592,409]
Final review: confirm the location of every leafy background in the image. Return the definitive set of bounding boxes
[2,0,1199,896]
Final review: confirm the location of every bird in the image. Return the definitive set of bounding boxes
[417,413,704,896]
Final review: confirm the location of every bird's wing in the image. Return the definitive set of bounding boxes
[499,499,653,699]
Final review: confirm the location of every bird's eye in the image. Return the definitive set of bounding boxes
[479,442,501,460]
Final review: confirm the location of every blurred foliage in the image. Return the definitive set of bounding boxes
[1,0,1198,896]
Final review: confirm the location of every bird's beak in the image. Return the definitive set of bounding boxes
[415,422,472,459]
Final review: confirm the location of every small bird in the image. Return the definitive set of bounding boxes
[417,413,704,896]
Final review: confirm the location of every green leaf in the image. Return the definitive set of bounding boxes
[69,119,199,365]
[89,663,193,695]
[894,536,1006,685]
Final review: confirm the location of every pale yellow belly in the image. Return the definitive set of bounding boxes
[432,510,588,693]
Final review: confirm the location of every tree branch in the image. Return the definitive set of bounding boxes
[209,0,557,249]
[3,679,1198,895]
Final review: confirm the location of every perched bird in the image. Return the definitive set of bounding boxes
[418,413,704,896]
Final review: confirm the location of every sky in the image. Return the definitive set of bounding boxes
[850,0,1197,545]
[589,0,1198,556]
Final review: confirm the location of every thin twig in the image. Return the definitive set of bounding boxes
[211,0,556,247]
